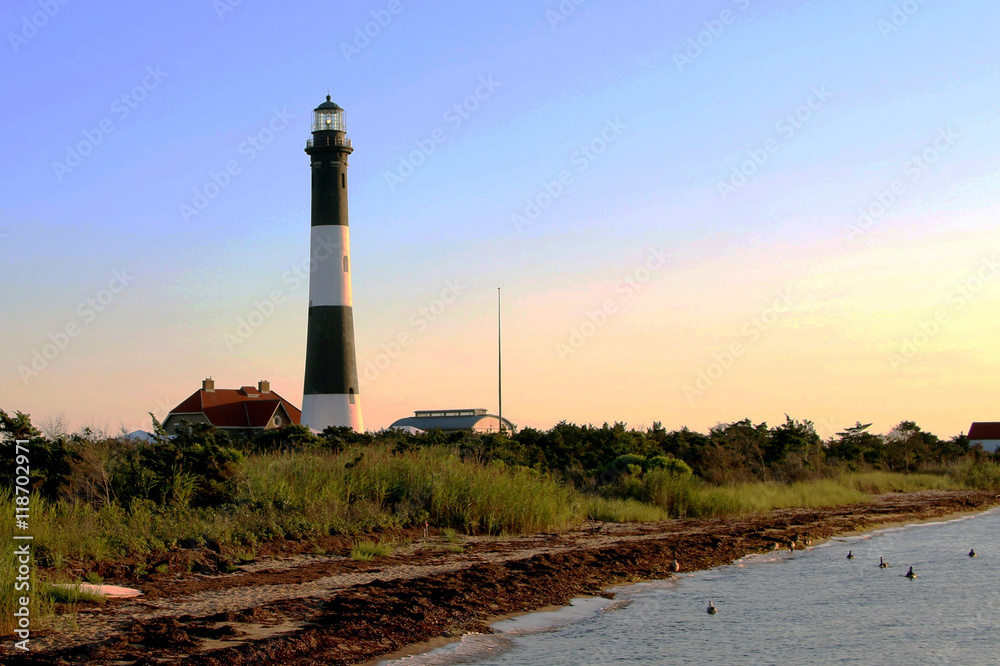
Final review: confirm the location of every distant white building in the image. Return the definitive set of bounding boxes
[968,422,1000,453]
[390,409,515,434]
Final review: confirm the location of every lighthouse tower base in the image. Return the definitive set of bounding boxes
[302,394,364,433]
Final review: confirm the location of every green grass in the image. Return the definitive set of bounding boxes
[229,546,257,564]
[838,471,961,494]
[350,540,395,561]
[42,583,107,605]
[243,447,582,536]
[584,497,669,522]
[689,480,870,517]
[0,445,585,569]
[600,469,980,519]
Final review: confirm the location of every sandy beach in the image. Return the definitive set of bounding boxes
[5,489,997,665]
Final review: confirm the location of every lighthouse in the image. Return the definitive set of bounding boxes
[301,95,363,432]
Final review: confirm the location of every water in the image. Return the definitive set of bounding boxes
[385,508,1000,665]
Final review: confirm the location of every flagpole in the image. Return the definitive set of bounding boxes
[498,286,503,435]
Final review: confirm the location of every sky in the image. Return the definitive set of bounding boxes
[1,0,998,439]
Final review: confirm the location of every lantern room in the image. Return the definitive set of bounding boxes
[312,95,345,132]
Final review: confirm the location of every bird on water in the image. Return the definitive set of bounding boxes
[846,550,854,560]
[905,566,917,579]
[879,557,889,569]
[969,549,977,558]
[707,601,717,615]
[670,558,680,573]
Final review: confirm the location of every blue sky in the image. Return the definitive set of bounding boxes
[2,0,998,437]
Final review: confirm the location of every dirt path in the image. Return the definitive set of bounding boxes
[4,490,997,665]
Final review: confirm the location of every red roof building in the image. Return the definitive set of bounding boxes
[968,422,1000,453]
[163,379,301,437]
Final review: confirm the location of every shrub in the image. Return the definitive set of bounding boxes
[950,460,1000,491]
[111,417,244,508]
[647,455,693,476]
[1,410,77,500]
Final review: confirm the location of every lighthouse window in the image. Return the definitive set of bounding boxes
[341,173,345,188]
[343,256,349,272]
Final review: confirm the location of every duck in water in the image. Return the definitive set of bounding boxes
[905,566,917,579]
[846,550,854,560]
[969,549,977,558]
[879,557,889,569]
[707,601,717,615]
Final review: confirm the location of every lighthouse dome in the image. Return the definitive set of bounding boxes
[315,95,342,111]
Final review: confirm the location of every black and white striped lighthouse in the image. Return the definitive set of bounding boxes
[301,95,363,432]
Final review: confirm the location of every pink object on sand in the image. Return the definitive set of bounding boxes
[53,583,143,597]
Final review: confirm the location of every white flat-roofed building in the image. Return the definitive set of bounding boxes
[390,408,515,434]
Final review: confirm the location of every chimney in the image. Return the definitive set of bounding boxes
[202,377,215,392]
[258,380,270,394]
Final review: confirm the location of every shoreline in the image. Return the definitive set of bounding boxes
[5,490,999,665]
[375,501,1000,665]
[368,598,615,666]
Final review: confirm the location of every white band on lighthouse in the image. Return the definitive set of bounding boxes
[302,394,363,433]
[308,225,353,308]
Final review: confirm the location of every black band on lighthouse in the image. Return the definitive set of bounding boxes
[303,305,359,396]
[310,143,349,227]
